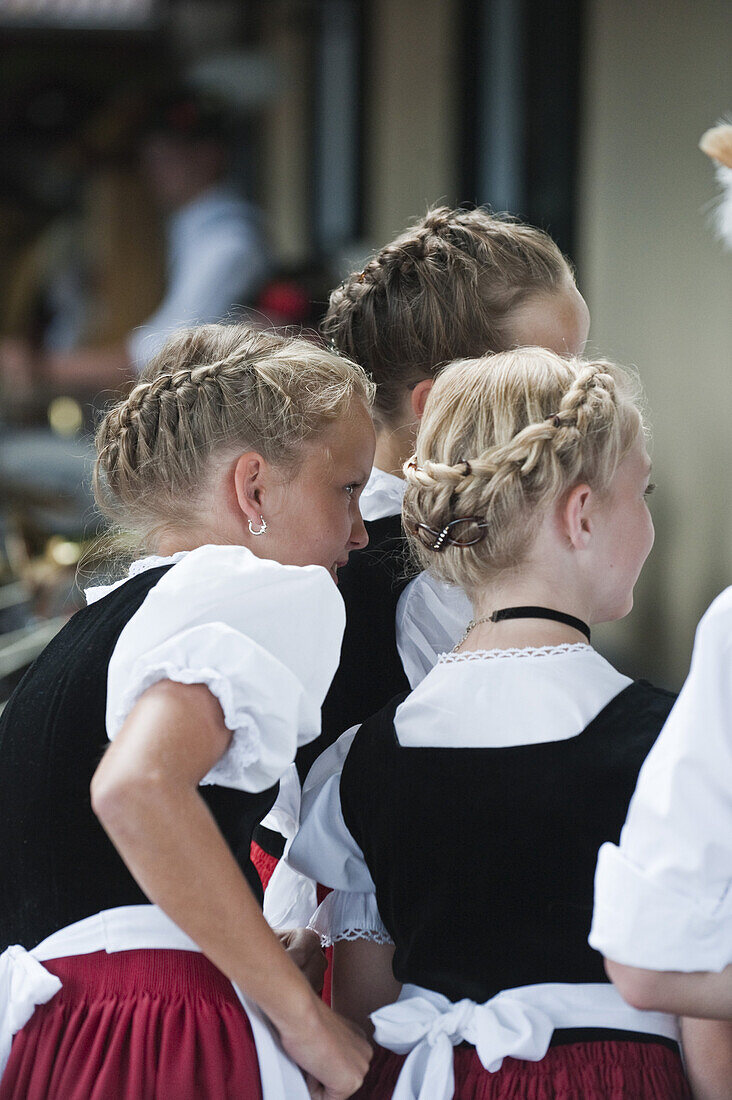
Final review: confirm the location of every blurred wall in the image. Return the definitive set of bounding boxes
[579,0,732,685]
[261,12,312,264]
[365,0,460,241]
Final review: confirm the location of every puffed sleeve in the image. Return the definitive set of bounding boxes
[106,545,345,793]
[396,572,472,688]
[590,587,732,972]
[287,730,393,946]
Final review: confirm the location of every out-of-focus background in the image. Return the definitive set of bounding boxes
[0,0,730,703]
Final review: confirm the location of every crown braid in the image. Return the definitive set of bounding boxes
[403,350,643,594]
[94,323,374,549]
[323,205,571,427]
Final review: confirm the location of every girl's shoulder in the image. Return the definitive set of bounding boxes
[90,544,341,621]
[159,543,336,599]
[696,586,732,646]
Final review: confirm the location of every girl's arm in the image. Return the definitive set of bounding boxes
[91,679,371,1100]
[605,958,732,1019]
[681,1017,732,1100]
[332,939,402,1039]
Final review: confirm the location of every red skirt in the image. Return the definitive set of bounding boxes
[353,1037,691,1100]
[0,949,263,1100]
[251,841,279,892]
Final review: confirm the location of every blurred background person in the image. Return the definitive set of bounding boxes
[1,84,270,396]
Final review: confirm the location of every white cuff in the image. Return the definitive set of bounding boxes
[110,625,311,793]
[591,842,732,972]
[308,890,393,947]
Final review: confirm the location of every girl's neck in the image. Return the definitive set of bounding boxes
[458,579,593,654]
[373,422,415,479]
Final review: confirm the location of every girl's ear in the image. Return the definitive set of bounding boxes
[410,377,434,420]
[561,483,593,550]
[233,452,267,527]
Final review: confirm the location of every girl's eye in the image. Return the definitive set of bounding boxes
[644,482,656,497]
[345,484,355,497]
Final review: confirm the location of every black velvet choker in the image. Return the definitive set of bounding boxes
[488,606,591,643]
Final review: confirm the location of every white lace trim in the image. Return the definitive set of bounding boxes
[86,552,190,604]
[128,551,189,578]
[112,663,260,786]
[307,889,394,948]
[439,643,593,664]
[320,927,395,947]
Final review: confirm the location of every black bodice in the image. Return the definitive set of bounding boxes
[340,681,676,1004]
[298,513,412,781]
[0,567,278,950]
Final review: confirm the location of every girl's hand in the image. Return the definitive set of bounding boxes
[278,996,372,1100]
[278,927,327,994]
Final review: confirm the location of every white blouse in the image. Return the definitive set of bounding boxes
[591,586,732,973]
[86,545,346,794]
[360,466,472,688]
[288,645,682,1096]
[288,645,631,943]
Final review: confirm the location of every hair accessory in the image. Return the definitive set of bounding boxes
[248,515,268,536]
[456,605,591,648]
[462,461,472,476]
[549,414,562,427]
[413,517,489,552]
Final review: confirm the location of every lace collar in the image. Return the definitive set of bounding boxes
[438,643,593,664]
[85,552,189,605]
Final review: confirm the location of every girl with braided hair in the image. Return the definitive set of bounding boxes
[0,323,376,1100]
[311,205,590,774]
[257,205,588,944]
[289,347,691,1098]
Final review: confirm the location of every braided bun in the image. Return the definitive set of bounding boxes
[94,323,374,548]
[403,348,644,594]
[322,205,571,428]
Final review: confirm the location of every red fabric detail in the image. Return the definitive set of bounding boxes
[0,950,263,1100]
[256,281,310,322]
[250,841,279,891]
[353,1039,691,1099]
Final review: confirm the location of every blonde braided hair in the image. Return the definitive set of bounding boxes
[403,348,644,594]
[94,323,374,548]
[323,205,572,428]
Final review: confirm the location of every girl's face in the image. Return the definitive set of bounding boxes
[508,277,591,357]
[589,431,655,621]
[255,400,376,583]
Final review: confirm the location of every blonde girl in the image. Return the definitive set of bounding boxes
[312,205,590,771]
[290,348,690,1099]
[0,324,375,1100]
[258,205,590,919]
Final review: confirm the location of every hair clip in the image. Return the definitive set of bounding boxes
[548,414,562,427]
[413,517,489,552]
[357,269,367,283]
[461,460,472,476]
